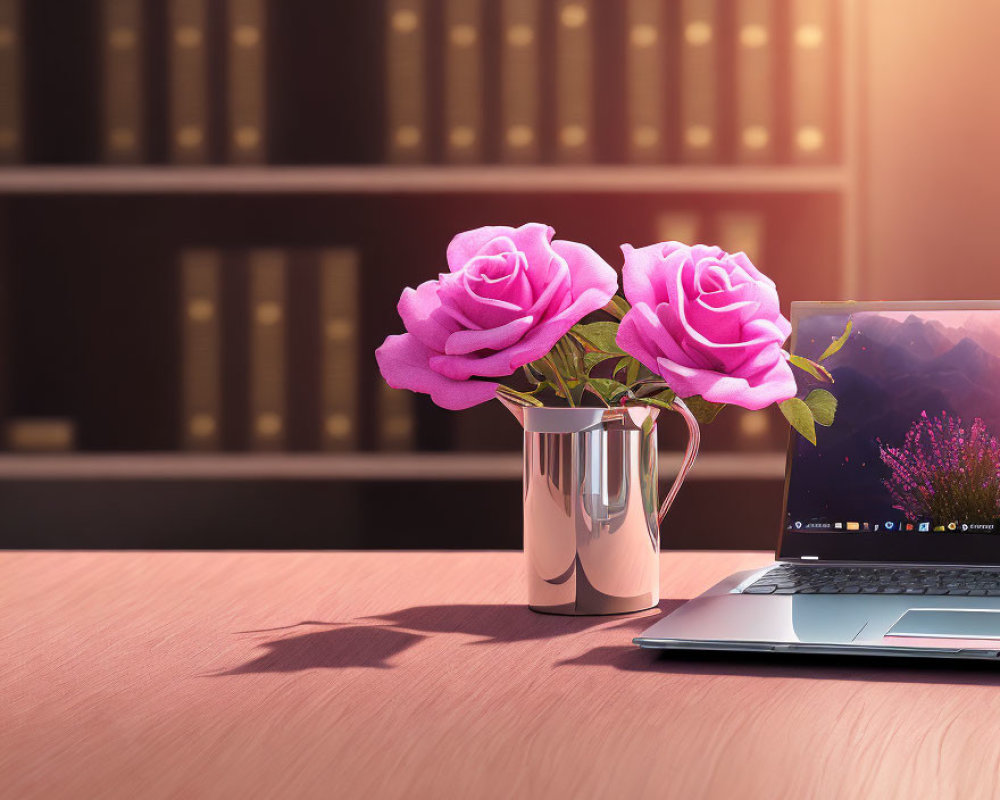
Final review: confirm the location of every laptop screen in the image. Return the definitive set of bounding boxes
[779,301,1000,564]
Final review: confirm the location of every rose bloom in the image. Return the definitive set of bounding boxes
[376,223,618,409]
[616,242,796,410]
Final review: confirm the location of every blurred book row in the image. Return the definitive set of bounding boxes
[0,0,838,166]
[4,245,414,454]
[177,246,416,454]
[0,0,268,164]
[2,208,796,454]
[389,0,839,165]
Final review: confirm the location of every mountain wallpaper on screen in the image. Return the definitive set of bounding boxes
[786,310,1000,528]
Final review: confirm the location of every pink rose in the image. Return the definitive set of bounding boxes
[615,242,796,410]
[376,223,618,409]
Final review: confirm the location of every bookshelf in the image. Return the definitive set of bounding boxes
[0,451,786,480]
[0,165,849,194]
[0,0,860,550]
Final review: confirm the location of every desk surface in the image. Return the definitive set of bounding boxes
[4,550,1000,799]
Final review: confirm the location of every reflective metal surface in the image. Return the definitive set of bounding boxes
[635,567,1000,658]
[501,399,701,615]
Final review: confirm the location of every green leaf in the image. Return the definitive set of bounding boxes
[583,351,616,372]
[633,380,672,398]
[602,295,631,321]
[803,388,837,427]
[636,390,677,412]
[612,356,631,378]
[547,341,569,376]
[635,363,658,382]
[641,414,655,437]
[789,353,833,383]
[496,385,544,407]
[585,378,631,404]
[522,363,543,386]
[780,397,817,445]
[555,336,586,382]
[626,357,640,386]
[818,318,853,362]
[569,322,625,356]
[682,395,726,424]
[531,357,561,392]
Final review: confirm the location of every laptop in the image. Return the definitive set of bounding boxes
[636,300,1000,660]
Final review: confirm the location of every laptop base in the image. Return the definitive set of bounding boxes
[635,567,1000,660]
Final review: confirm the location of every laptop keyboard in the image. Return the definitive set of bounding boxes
[742,564,1000,596]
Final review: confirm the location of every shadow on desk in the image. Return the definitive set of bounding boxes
[218,599,1000,687]
[218,601,683,675]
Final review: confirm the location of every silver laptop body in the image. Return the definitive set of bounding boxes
[636,300,1000,660]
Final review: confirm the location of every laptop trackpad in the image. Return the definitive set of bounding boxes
[886,609,1000,639]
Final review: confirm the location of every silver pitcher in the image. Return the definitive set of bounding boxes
[500,399,701,615]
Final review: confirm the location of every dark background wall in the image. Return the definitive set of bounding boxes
[0,0,990,549]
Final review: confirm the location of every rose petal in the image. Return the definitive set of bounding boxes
[656,346,796,410]
[431,311,571,380]
[430,347,529,380]
[397,280,461,351]
[394,225,618,405]
[550,239,618,305]
[621,243,673,309]
[728,250,775,289]
[510,223,563,289]
[432,247,615,382]
[644,303,703,366]
[465,252,533,308]
[376,333,499,410]
[446,226,517,271]
[525,256,571,320]
[686,294,744,346]
[673,264,788,355]
[615,309,662,376]
[446,223,555,273]
[444,315,535,356]
[688,244,725,262]
[438,270,525,331]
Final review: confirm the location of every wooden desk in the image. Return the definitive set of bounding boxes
[4,551,1000,799]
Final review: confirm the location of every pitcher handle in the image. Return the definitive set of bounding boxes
[657,397,701,526]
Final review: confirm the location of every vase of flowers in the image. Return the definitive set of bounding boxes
[376,223,845,615]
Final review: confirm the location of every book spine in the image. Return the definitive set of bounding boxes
[734,406,774,449]
[5,418,76,452]
[499,0,540,163]
[248,249,287,450]
[377,380,415,451]
[168,0,210,163]
[101,0,145,163]
[625,0,664,163]
[180,249,222,450]
[0,0,21,162]
[319,249,360,451]
[656,211,701,246]
[679,0,718,163]
[443,0,484,163]
[790,0,834,162]
[226,0,267,163]
[554,0,593,163]
[715,211,764,262]
[385,0,427,163]
[734,0,775,163]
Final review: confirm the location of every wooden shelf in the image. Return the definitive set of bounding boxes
[0,165,849,195]
[0,451,786,481]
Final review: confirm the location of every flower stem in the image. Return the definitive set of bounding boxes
[543,354,576,407]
